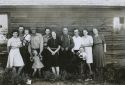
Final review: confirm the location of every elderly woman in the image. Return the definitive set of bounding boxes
[47,31,61,78]
[92,28,106,81]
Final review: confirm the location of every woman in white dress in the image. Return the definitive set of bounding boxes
[81,29,93,78]
[6,30,24,76]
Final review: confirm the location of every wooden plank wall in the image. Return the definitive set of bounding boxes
[0,6,125,67]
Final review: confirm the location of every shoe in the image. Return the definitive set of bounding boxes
[85,78,92,81]
[26,79,32,85]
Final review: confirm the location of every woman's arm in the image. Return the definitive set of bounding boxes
[28,43,32,57]
[82,36,93,47]
[7,46,11,53]
[54,45,61,53]
[47,46,54,54]
[104,43,107,53]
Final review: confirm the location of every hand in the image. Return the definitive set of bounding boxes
[71,49,75,54]
[30,57,33,61]
[40,57,42,60]
[38,53,41,56]
[44,43,47,46]
[39,54,43,58]
[51,51,55,55]
[65,47,68,51]
[104,49,107,53]
[61,48,64,51]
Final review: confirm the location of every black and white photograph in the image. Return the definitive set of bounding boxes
[0,0,125,85]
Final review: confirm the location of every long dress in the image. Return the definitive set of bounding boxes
[93,34,106,68]
[81,35,93,64]
[6,37,24,68]
[47,37,61,67]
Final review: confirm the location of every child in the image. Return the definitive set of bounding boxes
[77,47,87,80]
[23,29,31,46]
[78,47,87,61]
[30,50,44,78]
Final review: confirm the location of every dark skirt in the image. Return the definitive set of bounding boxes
[93,44,105,68]
[47,51,60,67]
[59,50,73,68]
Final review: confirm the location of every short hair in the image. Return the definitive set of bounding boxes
[24,28,31,33]
[74,28,79,31]
[30,27,36,30]
[12,29,18,34]
[63,27,68,30]
[51,30,56,33]
[83,28,88,32]
[45,27,51,31]
[93,28,99,31]
[11,30,19,37]
[18,26,24,29]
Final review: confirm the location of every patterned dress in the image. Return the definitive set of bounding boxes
[6,37,24,68]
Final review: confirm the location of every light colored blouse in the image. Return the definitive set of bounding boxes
[7,37,21,47]
[72,36,82,50]
[82,35,93,47]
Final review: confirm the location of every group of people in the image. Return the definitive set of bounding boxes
[6,26,106,81]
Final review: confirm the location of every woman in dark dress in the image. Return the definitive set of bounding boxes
[47,31,61,77]
[92,28,106,81]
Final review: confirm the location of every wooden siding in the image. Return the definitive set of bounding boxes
[0,7,125,67]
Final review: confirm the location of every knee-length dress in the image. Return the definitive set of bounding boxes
[81,35,93,64]
[6,37,24,68]
[93,35,106,68]
[47,37,61,67]
[32,56,44,69]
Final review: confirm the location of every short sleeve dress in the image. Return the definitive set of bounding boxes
[6,37,24,68]
[81,35,93,64]
[93,34,106,68]
[32,56,44,69]
[47,37,61,67]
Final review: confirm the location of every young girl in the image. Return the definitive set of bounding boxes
[6,30,24,76]
[30,50,44,78]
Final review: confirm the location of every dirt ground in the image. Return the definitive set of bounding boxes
[31,80,125,85]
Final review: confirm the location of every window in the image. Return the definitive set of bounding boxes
[113,17,125,32]
[120,17,124,24]
[0,14,8,34]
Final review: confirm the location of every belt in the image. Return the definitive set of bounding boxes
[50,48,57,50]
[31,48,40,50]
[94,43,102,45]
